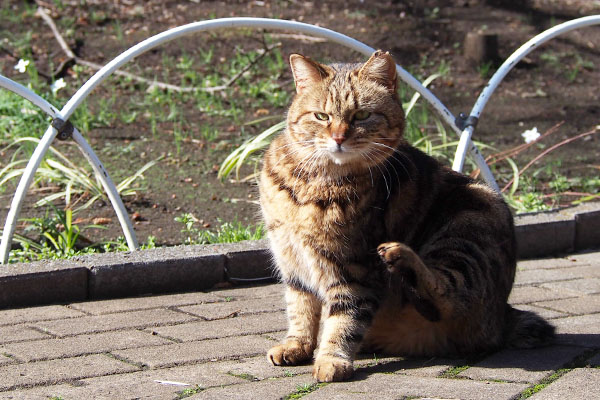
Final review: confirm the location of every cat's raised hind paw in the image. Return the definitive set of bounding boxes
[313,355,353,382]
[377,242,418,273]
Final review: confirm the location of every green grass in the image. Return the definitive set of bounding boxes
[175,213,265,245]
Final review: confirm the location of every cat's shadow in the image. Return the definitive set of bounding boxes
[351,333,598,381]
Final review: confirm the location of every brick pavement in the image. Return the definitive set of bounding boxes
[0,251,599,399]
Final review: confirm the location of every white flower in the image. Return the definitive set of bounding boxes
[51,78,66,94]
[521,127,540,144]
[14,59,30,73]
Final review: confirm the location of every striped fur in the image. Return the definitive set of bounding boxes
[259,51,554,382]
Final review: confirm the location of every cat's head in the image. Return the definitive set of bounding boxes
[284,50,405,174]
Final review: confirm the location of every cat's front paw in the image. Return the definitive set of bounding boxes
[377,242,416,272]
[313,355,353,382]
[267,339,313,366]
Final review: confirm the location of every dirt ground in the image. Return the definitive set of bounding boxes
[1,0,599,248]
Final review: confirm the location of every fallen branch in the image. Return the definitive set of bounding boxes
[36,5,280,93]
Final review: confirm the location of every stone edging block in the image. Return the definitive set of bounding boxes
[514,201,600,258]
[1,204,598,309]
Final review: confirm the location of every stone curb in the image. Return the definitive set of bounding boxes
[1,202,599,309]
[514,201,600,258]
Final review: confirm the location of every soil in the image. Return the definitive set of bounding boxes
[1,0,599,249]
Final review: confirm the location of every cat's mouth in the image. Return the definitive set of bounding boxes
[326,140,356,165]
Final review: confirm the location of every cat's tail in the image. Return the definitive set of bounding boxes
[504,305,556,349]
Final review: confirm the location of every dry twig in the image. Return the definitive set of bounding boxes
[35,4,280,93]
[500,127,600,193]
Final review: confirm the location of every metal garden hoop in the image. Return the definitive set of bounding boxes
[452,15,600,172]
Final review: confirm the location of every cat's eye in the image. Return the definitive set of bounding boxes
[354,110,371,121]
[314,112,329,121]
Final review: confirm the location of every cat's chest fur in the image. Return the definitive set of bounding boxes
[259,135,409,291]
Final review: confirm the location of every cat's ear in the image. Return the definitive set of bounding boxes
[358,50,397,92]
[289,54,330,94]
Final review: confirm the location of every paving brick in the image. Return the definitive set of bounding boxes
[459,345,586,383]
[210,283,285,300]
[0,324,51,344]
[517,257,590,271]
[566,251,600,265]
[508,285,575,305]
[190,374,314,400]
[113,334,274,368]
[0,384,74,399]
[553,313,600,347]
[147,312,288,342]
[354,356,460,378]
[513,304,568,319]
[34,308,196,337]
[514,265,600,286]
[0,354,139,391]
[1,329,170,362]
[265,330,287,341]
[529,368,600,399]
[533,294,600,315]
[303,371,528,400]
[69,291,221,315]
[212,355,313,380]
[0,305,86,326]
[0,354,14,367]
[178,295,285,320]
[540,278,600,296]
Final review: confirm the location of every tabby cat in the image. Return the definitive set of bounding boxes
[259,50,554,382]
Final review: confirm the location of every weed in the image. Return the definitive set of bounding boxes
[440,365,470,378]
[519,368,570,398]
[283,383,326,399]
[566,54,594,82]
[176,385,204,399]
[227,371,258,381]
[478,61,494,79]
[1,137,159,211]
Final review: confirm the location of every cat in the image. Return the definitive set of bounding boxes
[258,50,555,382]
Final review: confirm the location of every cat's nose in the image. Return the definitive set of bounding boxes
[332,135,345,145]
[331,122,349,145]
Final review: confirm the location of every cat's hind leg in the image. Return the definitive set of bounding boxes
[268,285,321,366]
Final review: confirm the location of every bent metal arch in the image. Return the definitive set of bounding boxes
[2,16,599,264]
